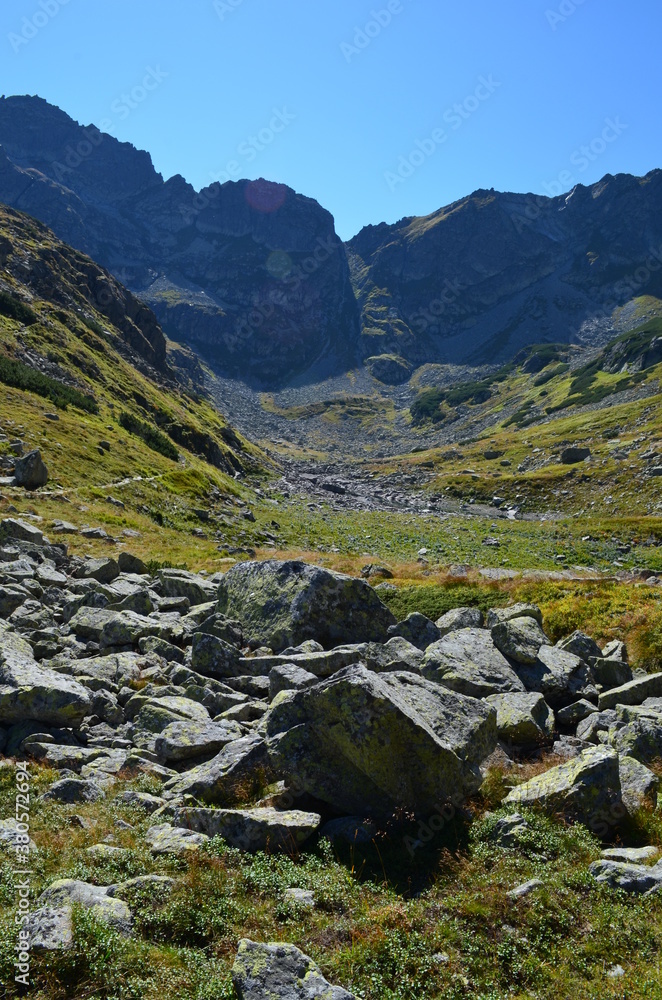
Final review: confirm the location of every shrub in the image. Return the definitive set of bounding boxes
[0,353,98,412]
[0,289,38,326]
[118,411,179,461]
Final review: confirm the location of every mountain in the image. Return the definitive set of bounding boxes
[0,202,265,499]
[0,96,359,384]
[1,95,662,388]
[348,172,662,369]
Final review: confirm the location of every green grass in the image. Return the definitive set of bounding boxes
[0,353,98,413]
[1,762,661,1000]
[118,411,179,461]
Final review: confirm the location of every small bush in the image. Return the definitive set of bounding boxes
[118,411,179,461]
[0,289,38,325]
[0,353,98,412]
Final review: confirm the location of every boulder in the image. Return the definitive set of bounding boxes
[588,860,662,894]
[144,824,209,855]
[485,692,554,745]
[362,637,424,674]
[191,631,241,679]
[387,612,440,651]
[0,632,91,726]
[608,712,662,765]
[0,517,45,545]
[598,673,662,711]
[421,628,525,698]
[13,449,48,489]
[504,746,623,836]
[264,665,496,817]
[41,778,105,804]
[36,879,131,933]
[27,906,73,951]
[154,719,243,762]
[435,606,484,635]
[513,644,596,708]
[618,755,659,815]
[560,447,590,464]
[217,559,396,652]
[269,664,318,700]
[76,557,120,584]
[556,699,597,727]
[167,805,321,852]
[590,657,632,691]
[491,616,550,664]
[156,568,218,604]
[162,733,272,805]
[557,630,602,661]
[232,939,357,999]
[117,552,147,575]
[486,604,542,628]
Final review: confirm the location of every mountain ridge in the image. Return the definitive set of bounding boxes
[1,95,662,385]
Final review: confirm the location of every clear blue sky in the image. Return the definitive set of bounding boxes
[0,0,660,239]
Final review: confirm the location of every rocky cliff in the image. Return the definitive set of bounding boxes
[0,96,359,384]
[348,172,662,365]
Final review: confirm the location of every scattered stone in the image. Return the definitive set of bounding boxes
[601,846,659,863]
[507,878,542,900]
[598,673,662,711]
[486,604,543,628]
[144,823,209,854]
[154,719,243,762]
[27,907,73,951]
[560,447,590,464]
[42,777,105,803]
[387,612,440,651]
[217,559,396,652]
[588,859,662,894]
[231,939,357,999]
[36,879,132,933]
[264,664,496,817]
[118,552,147,575]
[513,644,596,709]
[435,606,484,636]
[14,449,48,489]
[491,616,550,664]
[422,628,525,698]
[618,755,659,815]
[485,691,554,744]
[556,700,597,726]
[166,805,321,851]
[504,746,624,836]
[269,663,318,700]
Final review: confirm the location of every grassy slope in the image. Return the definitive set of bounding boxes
[2,762,661,1000]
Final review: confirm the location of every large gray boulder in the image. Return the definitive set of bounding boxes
[588,859,662,894]
[485,692,554,745]
[13,449,48,489]
[387,612,439,650]
[162,733,272,805]
[598,673,662,711]
[166,805,321,852]
[0,630,91,726]
[216,560,396,652]
[232,939,357,999]
[154,719,243,762]
[504,746,623,836]
[421,628,525,698]
[513,644,597,708]
[491,616,550,664]
[264,664,496,817]
[435,606,484,636]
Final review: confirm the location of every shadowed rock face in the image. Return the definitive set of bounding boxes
[0,96,360,384]
[348,171,662,365]
[2,97,662,383]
